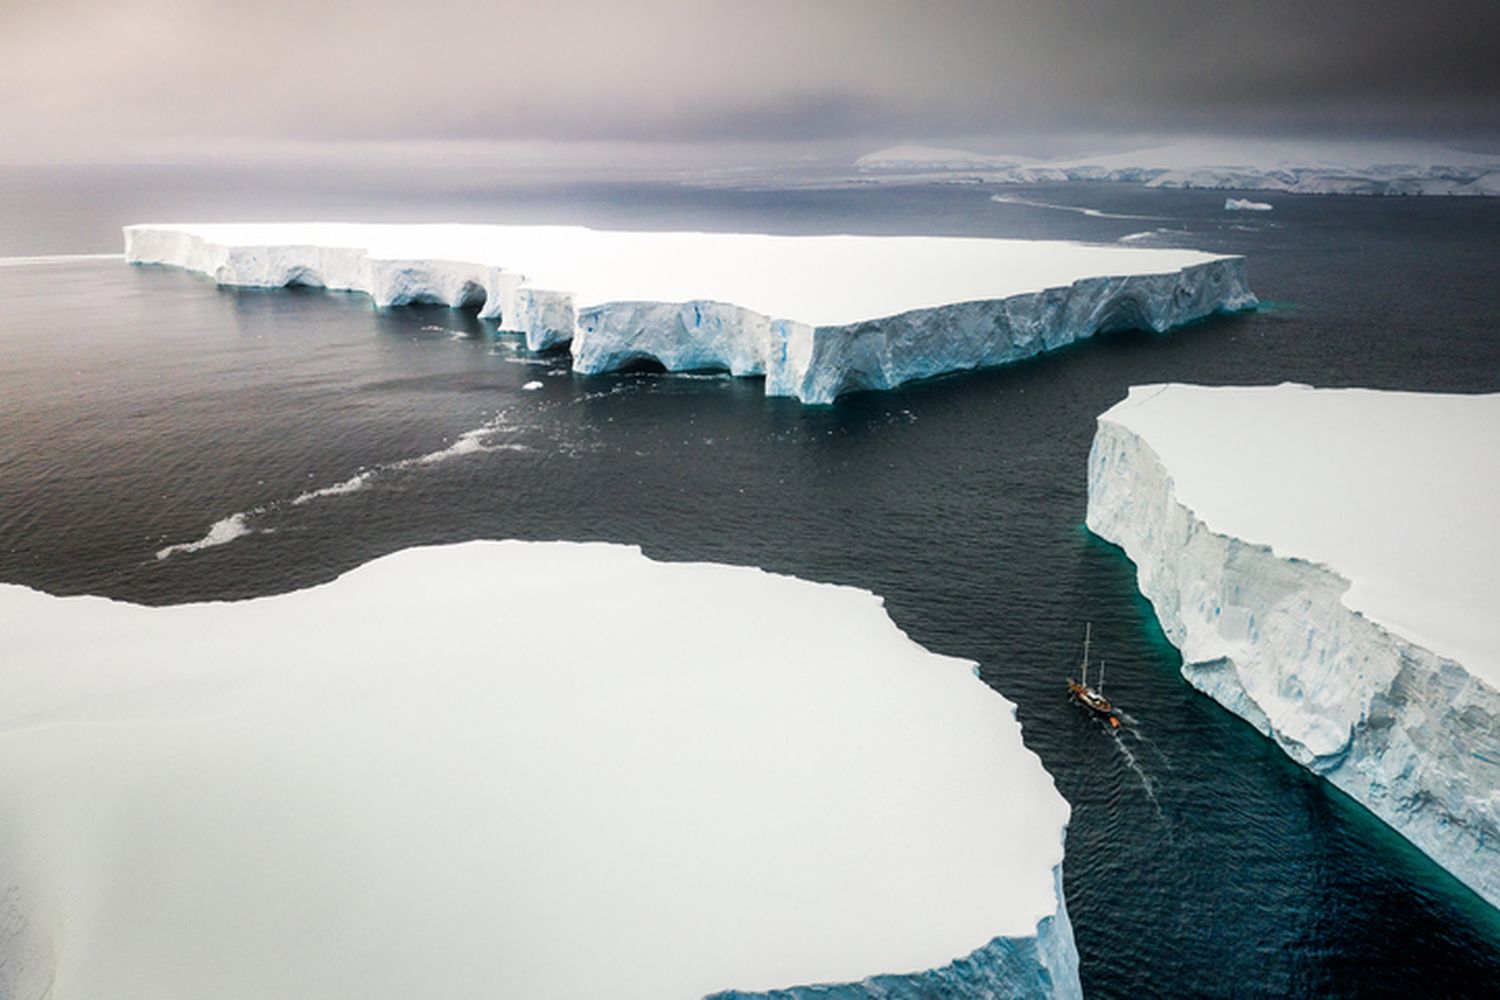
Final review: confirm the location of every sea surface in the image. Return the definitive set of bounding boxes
[2,173,1499,997]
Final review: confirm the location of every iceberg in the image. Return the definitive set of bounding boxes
[125,223,1254,405]
[857,139,1500,197]
[0,541,1079,999]
[1223,198,1273,212]
[1086,384,1500,910]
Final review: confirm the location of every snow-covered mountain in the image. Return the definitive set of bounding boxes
[857,139,1500,196]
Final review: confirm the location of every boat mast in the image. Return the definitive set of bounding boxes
[1080,623,1091,686]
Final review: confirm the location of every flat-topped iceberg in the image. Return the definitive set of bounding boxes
[0,541,1079,999]
[125,223,1253,404]
[1086,383,1500,910]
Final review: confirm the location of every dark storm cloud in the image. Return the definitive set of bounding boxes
[1046,2,1500,134]
[2,0,1497,162]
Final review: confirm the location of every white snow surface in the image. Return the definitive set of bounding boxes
[1087,384,1500,909]
[126,222,1225,331]
[125,223,1251,404]
[858,139,1500,196]
[0,541,1077,999]
[1098,384,1498,684]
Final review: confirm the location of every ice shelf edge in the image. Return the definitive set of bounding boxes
[124,225,1255,405]
[1085,414,1500,911]
[708,861,1081,999]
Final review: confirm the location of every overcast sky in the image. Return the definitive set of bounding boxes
[4,0,1498,164]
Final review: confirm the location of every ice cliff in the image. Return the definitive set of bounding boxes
[0,541,1079,999]
[125,223,1254,404]
[1087,384,1500,910]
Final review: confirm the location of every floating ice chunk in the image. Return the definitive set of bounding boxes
[408,426,495,464]
[1224,198,1273,211]
[125,223,1254,405]
[290,470,374,505]
[521,380,544,391]
[0,541,1078,998]
[1086,383,1500,910]
[153,511,254,560]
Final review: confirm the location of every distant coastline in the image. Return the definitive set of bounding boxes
[855,140,1500,197]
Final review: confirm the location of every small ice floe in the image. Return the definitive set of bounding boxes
[1224,197,1273,211]
[522,381,544,391]
[155,512,255,560]
[291,470,375,506]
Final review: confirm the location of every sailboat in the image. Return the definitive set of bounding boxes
[1067,623,1121,728]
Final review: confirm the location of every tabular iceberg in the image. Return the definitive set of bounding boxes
[0,541,1079,999]
[1086,384,1500,910]
[125,223,1254,404]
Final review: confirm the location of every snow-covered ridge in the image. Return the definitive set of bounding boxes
[852,145,1032,171]
[858,140,1500,196]
[125,223,1254,404]
[0,540,1079,999]
[1087,384,1500,910]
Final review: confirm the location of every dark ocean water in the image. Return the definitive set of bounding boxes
[2,176,1499,997]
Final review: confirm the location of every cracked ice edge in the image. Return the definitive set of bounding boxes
[1085,415,1500,911]
[124,226,1253,405]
